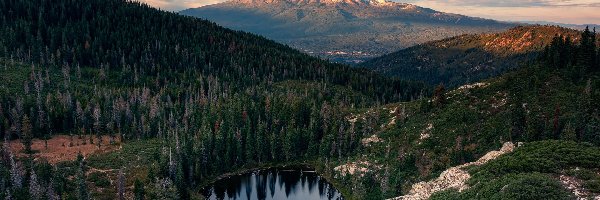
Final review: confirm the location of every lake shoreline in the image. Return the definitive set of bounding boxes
[198,161,348,200]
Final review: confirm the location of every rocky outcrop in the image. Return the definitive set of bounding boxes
[559,170,600,200]
[334,161,382,177]
[361,134,383,147]
[387,142,515,200]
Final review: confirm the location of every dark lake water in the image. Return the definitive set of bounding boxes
[202,168,344,200]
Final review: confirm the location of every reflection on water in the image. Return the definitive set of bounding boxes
[203,169,344,200]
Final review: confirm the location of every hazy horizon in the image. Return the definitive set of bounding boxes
[138,0,599,25]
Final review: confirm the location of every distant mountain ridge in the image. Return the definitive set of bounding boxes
[360,25,592,87]
[521,21,600,31]
[181,0,515,64]
[232,0,392,6]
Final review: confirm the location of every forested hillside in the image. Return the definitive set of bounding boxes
[336,28,600,199]
[1,0,599,200]
[0,0,425,199]
[361,25,597,87]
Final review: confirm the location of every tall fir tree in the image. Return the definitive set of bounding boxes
[28,170,42,200]
[134,179,145,200]
[578,27,597,70]
[362,172,383,200]
[432,84,446,108]
[9,154,22,189]
[597,43,600,70]
[76,153,89,200]
[21,115,32,154]
[117,168,125,200]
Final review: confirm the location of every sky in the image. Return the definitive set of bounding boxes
[138,0,600,25]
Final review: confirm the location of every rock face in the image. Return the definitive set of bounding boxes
[361,134,383,147]
[388,142,515,200]
[181,0,514,64]
[559,170,600,200]
[334,160,382,177]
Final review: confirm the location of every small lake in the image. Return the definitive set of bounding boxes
[202,168,344,200]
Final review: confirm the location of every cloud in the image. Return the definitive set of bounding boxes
[403,0,600,7]
[403,0,600,24]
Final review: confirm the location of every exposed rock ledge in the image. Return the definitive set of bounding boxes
[387,142,515,200]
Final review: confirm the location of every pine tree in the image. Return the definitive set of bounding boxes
[9,154,22,189]
[307,104,320,156]
[553,104,562,139]
[21,115,33,154]
[117,168,125,200]
[46,179,58,200]
[597,44,600,70]
[134,179,145,200]
[168,148,176,180]
[507,75,528,141]
[432,84,446,107]
[4,189,12,200]
[562,123,577,141]
[579,27,597,70]
[256,119,266,163]
[151,178,179,200]
[93,104,102,148]
[362,172,383,200]
[29,170,42,200]
[76,153,89,200]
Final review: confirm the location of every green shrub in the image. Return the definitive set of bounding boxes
[584,180,600,193]
[432,173,572,200]
[89,172,111,188]
[566,168,599,181]
[469,140,600,183]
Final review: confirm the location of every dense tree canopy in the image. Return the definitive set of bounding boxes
[0,0,427,199]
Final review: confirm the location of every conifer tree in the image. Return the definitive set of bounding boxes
[117,168,125,200]
[21,115,32,154]
[28,170,42,200]
[4,189,11,200]
[579,27,597,70]
[362,172,383,200]
[509,87,526,141]
[432,84,446,107]
[151,178,179,200]
[76,153,89,200]
[256,120,266,163]
[134,179,145,200]
[46,179,57,200]
[9,154,22,189]
[597,44,600,70]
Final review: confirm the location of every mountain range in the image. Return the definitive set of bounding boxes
[180,0,515,64]
[522,21,600,31]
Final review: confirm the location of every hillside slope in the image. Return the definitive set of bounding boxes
[329,34,600,198]
[0,0,424,199]
[361,25,589,87]
[430,140,600,199]
[181,0,514,64]
[0,0,598,200]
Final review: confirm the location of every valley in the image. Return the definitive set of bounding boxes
[181,0,514,64]
[0,0,599,200]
